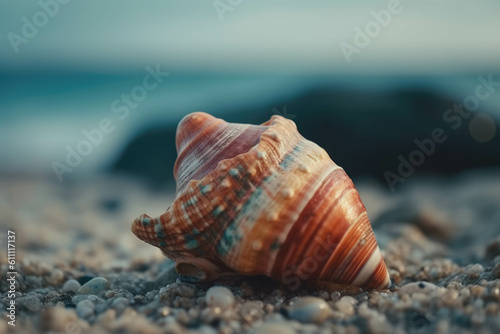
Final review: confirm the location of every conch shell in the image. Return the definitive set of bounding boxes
[132,112,391,290]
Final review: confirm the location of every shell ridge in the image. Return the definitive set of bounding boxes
[272,165,348,279]
[220,118,305,273]
[318,212,372,283]
[131,112,391,289]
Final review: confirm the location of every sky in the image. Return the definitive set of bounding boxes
[1,0,499,75]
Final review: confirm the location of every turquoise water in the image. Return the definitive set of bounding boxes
[1,72,499,176]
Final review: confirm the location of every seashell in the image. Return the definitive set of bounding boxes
[131,112,391,290]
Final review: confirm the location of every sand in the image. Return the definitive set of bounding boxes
[0,169,499,333]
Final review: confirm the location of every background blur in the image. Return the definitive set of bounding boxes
[1,0,499,192]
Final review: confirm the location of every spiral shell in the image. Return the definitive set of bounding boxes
[131,112,391,290]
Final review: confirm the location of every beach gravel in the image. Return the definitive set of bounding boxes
[1,171,500,333]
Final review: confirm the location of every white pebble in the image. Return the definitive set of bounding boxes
[62,279,81,293]
[335,296,357,316]
[254,322,295,334]
[49,269,64,285]
[285,296,333,324]
[399,281,437,295]
[205,286,235,309]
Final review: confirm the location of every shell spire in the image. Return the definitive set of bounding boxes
[131,112,391,290]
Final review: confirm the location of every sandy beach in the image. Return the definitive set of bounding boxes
[1,168,499,333]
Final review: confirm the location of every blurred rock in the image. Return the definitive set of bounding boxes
[62,279,81,294]
[284,296,333,323]
[78,277,109,295]
[112,88,500,188]
[205,286,235,309]
[485,237,500,260]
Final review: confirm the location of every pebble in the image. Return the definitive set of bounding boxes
[493,262,500,278]
[17,295,42,312]
[485,238,500,259]
[466,264,484,279]
[254,322,295,334]
[399,282,437,295]
[72,294,105,305]
[177,284,196,298]
[285,296,333,324]
[112,297,130,310]
[205,286,235,309]
[78,277,109,295]
[76,300,95,320]
[45,290,62,305]
[47,269,65,285]
[240,301,265,324]
[440,289,459,305]
[175,309,190,326]
[62,279,81,293]
[485,302,499,315]
[470,285,485,297]
[335,296,357,316]
[146,290,158,300]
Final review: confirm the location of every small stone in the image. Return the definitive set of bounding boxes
[493,262,500,278]
[466,264,484,279]
[62,279,81,293]
[470,285,485,297]
[485,237,500,259]
[318,290,330,300]
[146,290,158,300]
[285,296,333,324]
[335,296,357,316]
[158,306,171,317]
[416,209,454,240]
[485,302,499,315]
[205,286,235,309]
[47,269,65,285]
[45,290,62,305]
[112,297,129,310]
[76,300,95,320]
[490,286,500,301]
[240,301,265,324]
[18,295,42,312]
[78,277,109,295]
[104,290,116,299]
[72,294,99,305]
[177,284,196,298]
[330,291,341,302]
[399,281,437,295]
[441,289,459,306]
[254,322,295,334]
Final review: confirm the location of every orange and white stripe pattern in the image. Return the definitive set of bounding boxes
[131,112,391,289]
